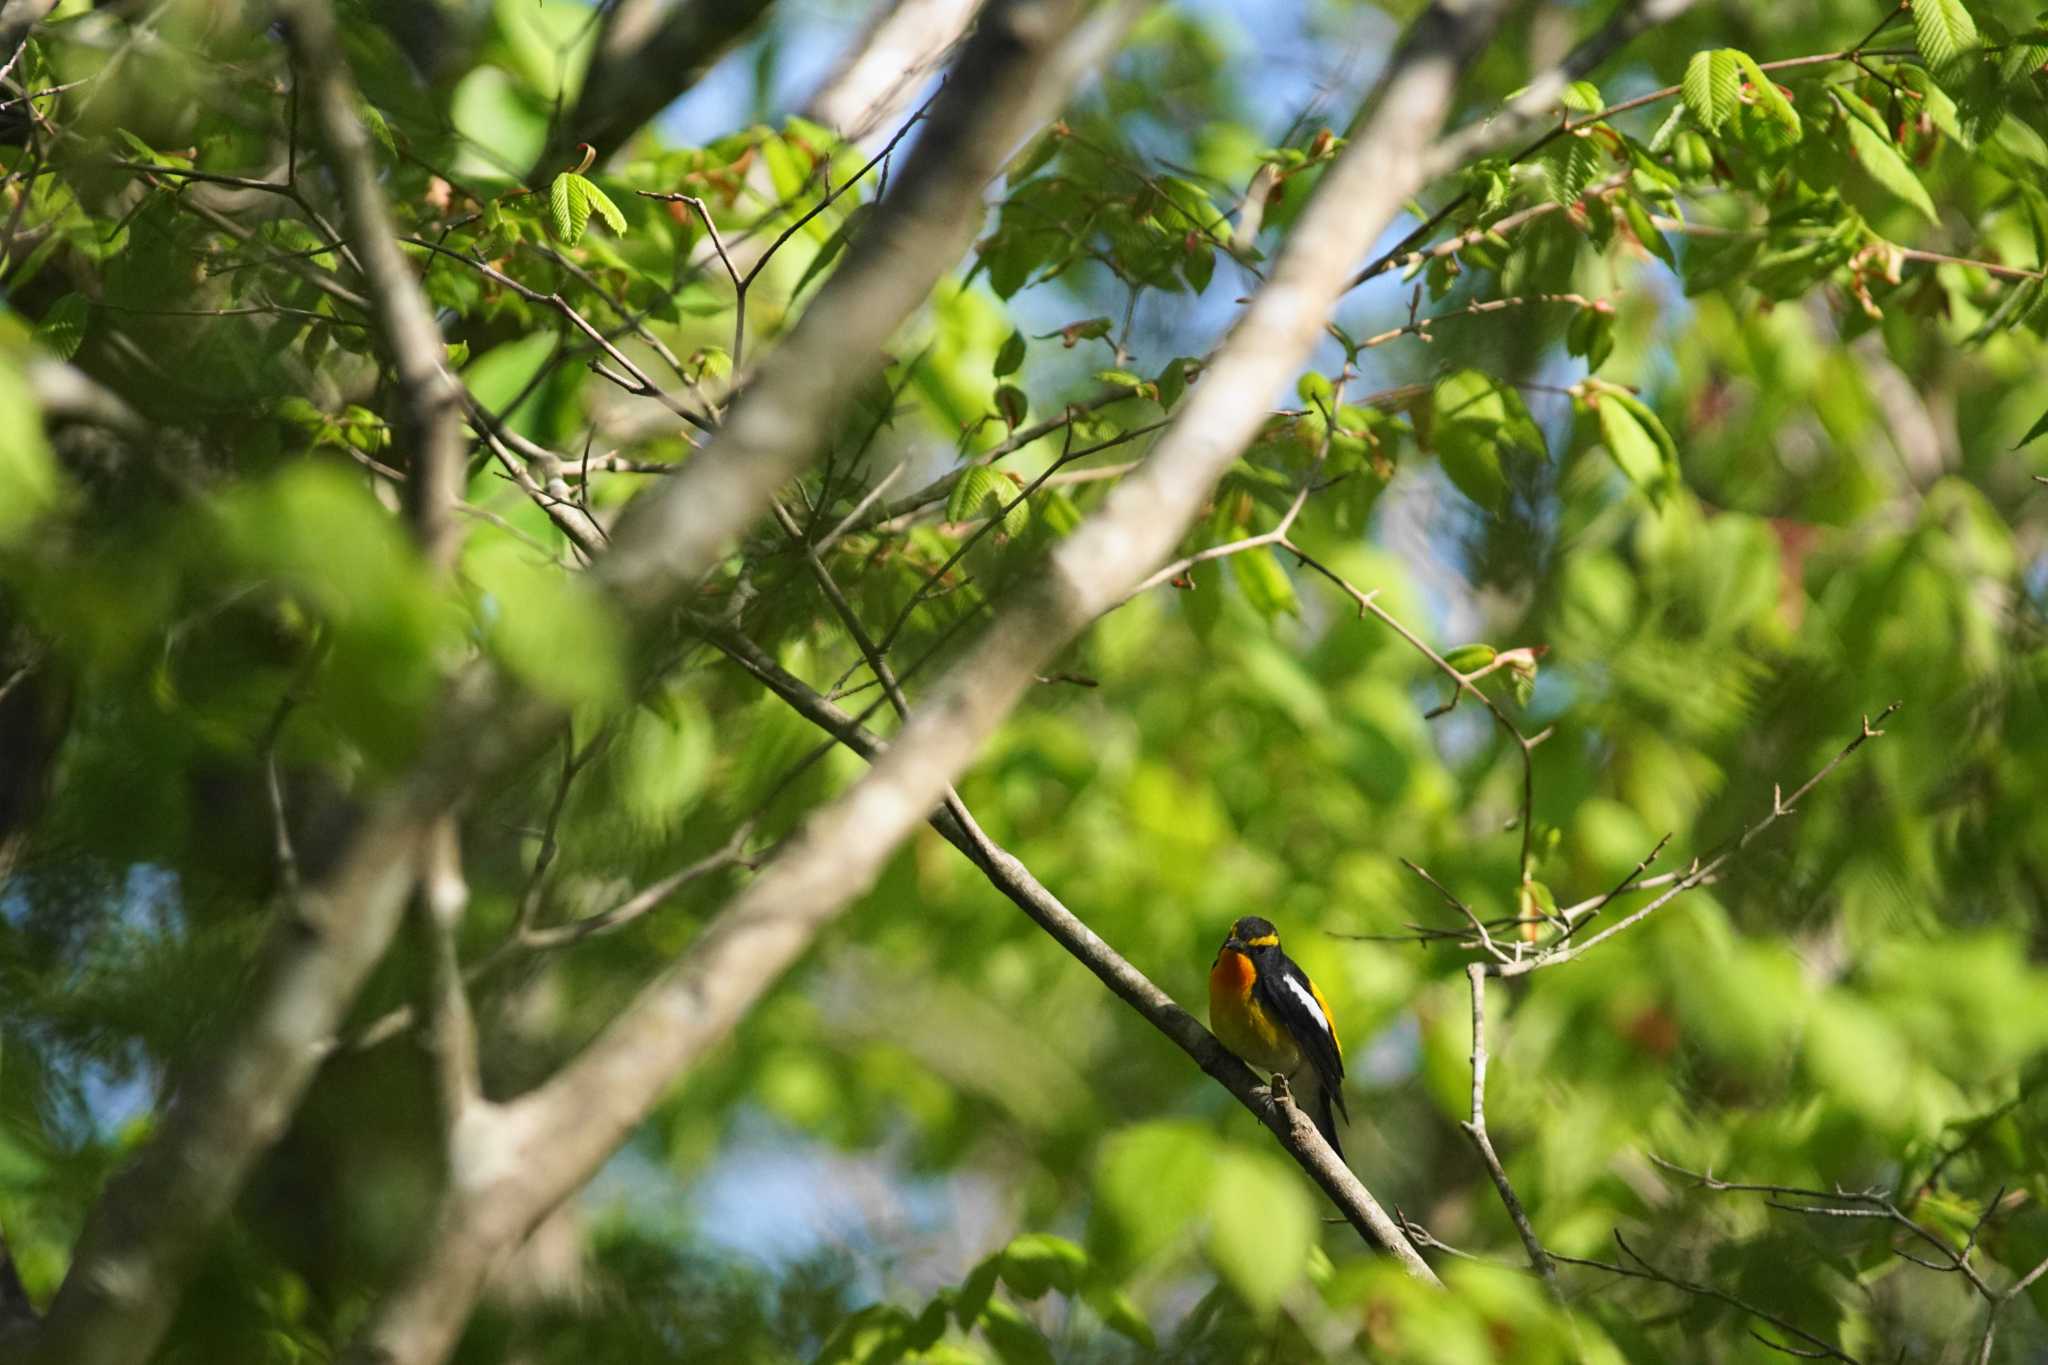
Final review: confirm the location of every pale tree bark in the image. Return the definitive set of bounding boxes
[0,0,59,58]
[803,0,982,143]
[286,0,469,573]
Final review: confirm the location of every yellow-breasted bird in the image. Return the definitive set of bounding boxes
[1208,915,1349,1159]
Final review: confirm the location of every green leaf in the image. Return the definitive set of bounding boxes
[1205,1148,1314,1314]
[1683,49,1741,134]
[951,1255,1001,1328]
[1542,132,1601,206]
[1229,546,1298,619]
[994,383,1028,430]
[464,531,628,705]
[993,329,1027,379]
[575,175,627,234]
[1596,391,1680,504]
[1567,304,1617,371]
[34,293,90,360]
[1620,194,1675,266]
[1090,1122,1215,1272]
[979,1299,1054,1365]
[1914,0,1979,72]
[358,99,397,160]
[613,693,713,832]
[0,355,59,545]
[998,1233,1086,1299]
[547,172,590,245]
[1835,93,1939,223]
[1731,52,1801,139]
[2015,406,2048,447]
[1442,643,1498,673]
[1560,79,1603,114]
[1430,369,1546,512]
[1006,130,1060,185]
[1157,357,1197,410]
[759,133,810,202]
[1085,1286,1155,1349]
[813,1303,917,1365]
[947,466,1000,524]
[1296,370,1333,410]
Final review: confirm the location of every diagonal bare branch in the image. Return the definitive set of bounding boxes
[283,0,468,573]
[691,619,1438,1275]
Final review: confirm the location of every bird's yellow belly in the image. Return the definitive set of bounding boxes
[1210,960,1303,1075]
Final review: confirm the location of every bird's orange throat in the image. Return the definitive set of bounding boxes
[1211,947,1255,997]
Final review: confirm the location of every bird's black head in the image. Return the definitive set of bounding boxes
[1225,915,1280,952]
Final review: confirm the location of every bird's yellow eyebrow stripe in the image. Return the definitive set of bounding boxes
[1241,933,1279,947]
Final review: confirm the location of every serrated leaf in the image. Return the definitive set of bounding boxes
[574,175,626,234]
[547,172,590,245]
[1560,79,1603,114]
[359,100,397,160]
[1542,132,1601,206]
[1683,50,1741,134]
[1914,0,1979,71]
[1840,104,1940,223]
[998,482,1030,538]
[947,465,1000,524]
[1903,65,1971,145]
[34,293,89,360]
[993,329,1027,378]
[1732,52,1801,139]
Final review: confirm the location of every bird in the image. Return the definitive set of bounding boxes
[1208,915,1349,1160]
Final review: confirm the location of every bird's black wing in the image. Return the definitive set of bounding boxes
[1254,952,1347,1119]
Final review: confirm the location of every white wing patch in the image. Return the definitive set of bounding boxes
[1281,974,1329,1037]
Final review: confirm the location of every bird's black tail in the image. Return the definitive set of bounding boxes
[1302,1072,1346,1163]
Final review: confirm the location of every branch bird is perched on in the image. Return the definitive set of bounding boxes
[1208,916,1349,1158]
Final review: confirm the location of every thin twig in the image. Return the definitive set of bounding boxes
[1464,963,1560,1296]
[1554,1232,1862,1362]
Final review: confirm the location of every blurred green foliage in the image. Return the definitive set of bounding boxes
[1,0,2047,1360]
